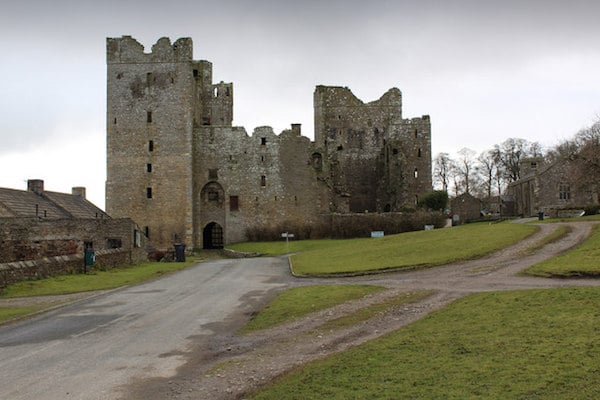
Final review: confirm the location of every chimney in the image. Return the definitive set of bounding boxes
[291,123,301,136]
[27,179,44,195]
[72,187,86,199]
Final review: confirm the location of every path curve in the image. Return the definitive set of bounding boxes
[124,221,600,399]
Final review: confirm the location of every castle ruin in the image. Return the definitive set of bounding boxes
[106,36,432,250]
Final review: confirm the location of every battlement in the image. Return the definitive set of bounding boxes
[107,36,193,64]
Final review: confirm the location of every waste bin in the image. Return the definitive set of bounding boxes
[174,244,186,262]
[538,211,544,221]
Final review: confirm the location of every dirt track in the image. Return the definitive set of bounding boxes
[123,221,600,399]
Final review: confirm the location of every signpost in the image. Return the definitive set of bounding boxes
[281,232,295,253]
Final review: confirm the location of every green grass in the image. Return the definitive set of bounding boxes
[524,224,600,277]
[240,285,386,333]
[228,239,348,257]
[315,290,434,332]
[290,223,537,275]
[250,287,600,400]
[535,214,600,223]
[521,225,572,255]
[0,306,43,323]
[0,259,199,298]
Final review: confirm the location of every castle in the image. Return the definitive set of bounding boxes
[106,36,432,250]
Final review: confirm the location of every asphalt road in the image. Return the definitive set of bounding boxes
[0,257,290,400]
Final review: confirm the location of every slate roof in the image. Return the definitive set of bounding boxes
[0,187,108,220]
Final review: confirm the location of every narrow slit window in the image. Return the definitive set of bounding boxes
[261,137,267,145]
[148,140,154,152]
[146,187,153,199]
[147,163,152,173]
[418,148,422,157]
[230,195,239,211]
[147,111,152,123]
[414,168,418,178]
[261,175,266,187]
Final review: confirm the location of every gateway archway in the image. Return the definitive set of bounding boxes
[203,222,224,249]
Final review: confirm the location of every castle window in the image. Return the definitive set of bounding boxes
[559,184,570,200]
[393,148,399,155]
[193,69,198,79]
[311,153,323,171]
[106,238,122,249]
[337,145,344,151]
[261,175,266,187]
[230,195,239,211]
[144,226,150,238]
[114,117,117,124]
[226,87,230,96]
[146,187,153,199]
[147,111,152,123]
[214,87,218,97]
[414,168,418,178]
[209,169,218,180]
[261,155,264,162]
[146,72,153,86]
[261,137,267,145]
[147,163,152,173]
[414,129,418,138]
[418,148,422,157]
[149,140,154,152]
[116,73,123,79]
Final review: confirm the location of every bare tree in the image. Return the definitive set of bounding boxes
[433,152,452,192]
[477,149,497,199]
[455,148,477,194]
[493,138,532,183]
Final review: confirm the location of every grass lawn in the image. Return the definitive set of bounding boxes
[290,223,537,275]
[524,224,600,277]
[0,259,200,298]
[250,287,600,400]
[241,284,386,333]
[0,306,43,324]
[228,239,349,257]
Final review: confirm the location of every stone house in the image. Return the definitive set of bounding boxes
[450,193,482,224]
[507,157,598,217]
[0,180,147,288]
[106,36,433,250]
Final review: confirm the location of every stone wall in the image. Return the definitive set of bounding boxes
[0,217,147,289]
[0,248,139,290]
[0,218,146,263]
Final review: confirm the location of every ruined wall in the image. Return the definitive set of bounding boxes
[193,125,328,246]
[314,86,431,212]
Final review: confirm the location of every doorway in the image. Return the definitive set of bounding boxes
[203,222,224,249]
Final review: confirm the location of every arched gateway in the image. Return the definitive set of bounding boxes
[203,222,224,249]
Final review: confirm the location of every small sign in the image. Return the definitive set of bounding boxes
[281,233,295,238]
[371,231,384,238]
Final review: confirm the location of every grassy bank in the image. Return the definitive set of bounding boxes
[524,224,600,277]
[0,259,199,298]
[251,287,600,399]
[0,306,43,324]
[290,223,536,275]
[241,284,386,333]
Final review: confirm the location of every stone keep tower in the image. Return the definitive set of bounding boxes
[106,36,233,248]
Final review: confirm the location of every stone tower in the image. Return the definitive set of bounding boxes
[106,36,233,247]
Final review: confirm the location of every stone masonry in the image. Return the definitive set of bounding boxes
[106,36,432,250]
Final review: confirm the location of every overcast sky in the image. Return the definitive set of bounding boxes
[1,0,599,208]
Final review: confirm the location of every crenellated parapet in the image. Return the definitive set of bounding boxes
[107,36,193,64]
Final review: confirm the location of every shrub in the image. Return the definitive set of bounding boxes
[418,190,449,211]
[245,211,446,241]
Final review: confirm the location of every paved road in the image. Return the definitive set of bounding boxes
[0,257,290,400]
